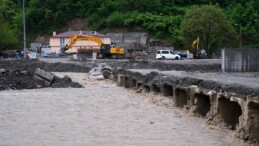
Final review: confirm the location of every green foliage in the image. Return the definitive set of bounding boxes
[225,0,259,48]
[119,0,161,13]
[181,4,236,58]
[123,11,140,26]
[0,0,258,49]
[127,12,183,47]
[0,0,19,49]
[0,15,19,50]
[0,0,17,22]
[106,11,127,27]
[87,13,106,30]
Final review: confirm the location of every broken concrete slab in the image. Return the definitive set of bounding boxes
[96,75,105,80]
[89,63,112,79]
[89,67,101,76]
[34,68,55,85]
[102,68,112,79]
[0,60,88,91]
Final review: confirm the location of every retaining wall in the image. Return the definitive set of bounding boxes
[222,48,259,72]
[107,32,148,44]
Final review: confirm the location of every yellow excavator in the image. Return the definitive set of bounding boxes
[60,34,125,58]
[192,36,200,59]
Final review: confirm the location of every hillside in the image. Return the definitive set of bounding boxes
[0,0,258,50]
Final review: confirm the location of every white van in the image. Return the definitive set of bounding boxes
[156,50,181,60]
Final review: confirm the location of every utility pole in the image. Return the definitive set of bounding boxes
[23,0,27,58]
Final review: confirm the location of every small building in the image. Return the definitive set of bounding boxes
[107,32,148,51]
[49,30,111,53]
[30,43,42,52]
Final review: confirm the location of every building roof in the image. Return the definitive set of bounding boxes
[51,31,110,38]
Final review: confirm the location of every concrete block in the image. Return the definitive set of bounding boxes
[117,74,124,87]
[34,68,54,85]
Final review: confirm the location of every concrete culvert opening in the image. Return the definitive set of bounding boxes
[137,83,142,89]
[247,102,259,141]
[151,85,160,94]
[143,85,150,93]
[131,79,137,89]
[118,75,124,87]
[218,97,242,129]
[194,93,211,117]
[124,76,130,88]
[175,88,188,108]
[162,84,173,97]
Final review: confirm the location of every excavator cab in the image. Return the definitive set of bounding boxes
[100,44,125,59]
[100,44,111,58]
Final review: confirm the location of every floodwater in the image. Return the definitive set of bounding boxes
[0,73,242,146]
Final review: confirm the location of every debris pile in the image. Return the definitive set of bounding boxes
[0,67,82,91]
[89,63,112,79]
[0,60,91,73]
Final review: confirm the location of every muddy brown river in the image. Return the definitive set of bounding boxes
[0,73,243,146]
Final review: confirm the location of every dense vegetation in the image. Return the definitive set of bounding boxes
[181,4,236,58]
[0,0,259,55]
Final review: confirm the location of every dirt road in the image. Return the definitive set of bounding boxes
[0,73,242,146]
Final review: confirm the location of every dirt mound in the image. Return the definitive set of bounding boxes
[0,68,82,91]
[0,60,87,91]
[0,59,91,73]
[77,59,221,72]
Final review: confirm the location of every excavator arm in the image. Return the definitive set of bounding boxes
[192,37,200,59]
[76,34,104,46]
[60,34,105,54]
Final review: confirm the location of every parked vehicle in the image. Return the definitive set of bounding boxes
[175,51,187,58]
[41,47,51,57]
[156,50,181,60]
[27,51,37,59]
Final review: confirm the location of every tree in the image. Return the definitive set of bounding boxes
[2,0,257,50]
[119,0,161,13]
[225,0,259,48]
[0,15,19,50]
[181,4,236,58]
[0,0,19,50]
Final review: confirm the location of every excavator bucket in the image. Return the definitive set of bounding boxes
[59,45,69,54]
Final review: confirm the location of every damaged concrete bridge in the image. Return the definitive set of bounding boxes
[1,58,259,145]
[38,57,259,144]
[114,68,259,144]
